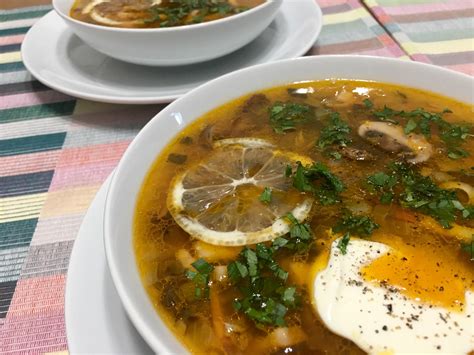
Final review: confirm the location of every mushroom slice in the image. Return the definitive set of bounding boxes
[358,121,433,164]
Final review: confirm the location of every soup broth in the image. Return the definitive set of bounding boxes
[134,80,474,354]
[70,0,264,28]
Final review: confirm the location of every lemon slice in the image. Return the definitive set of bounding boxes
[167,138,314,246]
[86,0,155,27]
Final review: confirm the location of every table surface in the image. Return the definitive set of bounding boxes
[0,0,473,353]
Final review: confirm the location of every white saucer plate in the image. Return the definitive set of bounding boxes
[65,176,153,353]
[22,0,322,104]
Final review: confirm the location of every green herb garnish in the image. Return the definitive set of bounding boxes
[270,213,313,253]
[368,162,474,228]
[333,211,379,237]
[147,0,248,27]
[372,106,400,124]
[333,212,379,254]
[366,171,398,204]
[228,245,299,327]
[259,187,272,204]
[372,106,472,159]
[461,235,474,261]
[290,162,345,205]
[185,258,214,299]
[337,232,351,255]
[363,98,374,108]
[317,112,352,150]
[268,101,314,133]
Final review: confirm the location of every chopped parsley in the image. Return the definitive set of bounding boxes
[461,236,474,261]
[363,98,374,109]
[185,258,214,299]
[286,213,312,240]
[404,119,417,135]
[259,187,272,204]
[372,106,472,159]
[333,211,379,237]
[226,214,315,327]
[392,162,474,228]
[366,171,398,204]
[333,211,379,254]
[328,151,342,160]
[337,232,351,255]
[367,162,474,228]
[271,213,313,253]
[268,101,315,133]
[317,112,352,150]
[228,245,300,327]
[289,162,345,205]
[440,124,471,159]
[372,106,400,124]
[147,0,248,27]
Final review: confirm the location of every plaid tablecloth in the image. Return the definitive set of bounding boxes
[0,0,472,353]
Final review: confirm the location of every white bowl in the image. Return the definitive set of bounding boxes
[53,0,282,66]
[104,55,474,353]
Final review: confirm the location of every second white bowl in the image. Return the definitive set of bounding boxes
[53,0,283,66]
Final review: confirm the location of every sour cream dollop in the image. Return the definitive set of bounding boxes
[313,239,474,354]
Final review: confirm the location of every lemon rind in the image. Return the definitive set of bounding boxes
[213,137,275,149]
[169,197,314,246]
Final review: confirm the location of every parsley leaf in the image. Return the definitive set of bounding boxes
[447,148,469,160]
[440,124,472,159]
[227,260,248,282]
[268,101,314,133]
[329,151,342,160]
[369,162,474,228]
[390,162,465,228]
[372,106,400,124]
[372,106,472,159]
[259,187,272,204]
[147,0,248,27]
[337,232,350,255]
[460,236,474,261]
[317,112,352,149]
[242,248,258,277]
[333,211,379,237]
[185,258,214,299]
[363,98,374,109]
[333,212,378,255]
[282,286,297,305]
[289,162,345,205]
[366,171,398,204]
[404,118,417,134]
[229,245,300,328]
[272,213,314,253]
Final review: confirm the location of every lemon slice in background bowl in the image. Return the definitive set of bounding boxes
[167,138,314,246]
